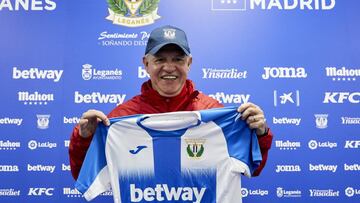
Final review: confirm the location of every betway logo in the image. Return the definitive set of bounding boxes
[0,0,56,11]
[63,116,80,124]
[262,67,307,79]
[323,92,360,104]
[344,164,360,171]
[74,91,126,105]
[249,0,335,10]
[276,165,301,173]
[208,92,250,104]
[138,66,150,78]
[130,184,205,203]
[273,117,301,126]
[27,164,55,173]
[309,164,337,172]
[62,164,70,171]
[12,67,63,82]
[202,68,247,79]
[0,117,23,126]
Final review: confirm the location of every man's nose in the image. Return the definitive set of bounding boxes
[162,61,176,72]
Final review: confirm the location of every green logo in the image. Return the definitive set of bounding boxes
[106,0,161,27]
[186,139,205,158]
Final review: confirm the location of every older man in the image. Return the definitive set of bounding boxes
[69,25,273,180]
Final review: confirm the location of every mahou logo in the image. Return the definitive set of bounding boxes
[326,66,359,81]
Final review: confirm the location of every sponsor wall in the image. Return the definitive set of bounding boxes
[0,0,359,202]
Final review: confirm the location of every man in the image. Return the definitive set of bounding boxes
[69,25,273,180]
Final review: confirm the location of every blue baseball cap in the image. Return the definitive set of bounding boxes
[145,25,191,56]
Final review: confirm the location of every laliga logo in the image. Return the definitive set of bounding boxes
[241,188,249,197]
[106,0,161,27]
[308,140,318,150]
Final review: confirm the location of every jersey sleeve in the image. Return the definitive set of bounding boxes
[201,106,262,177]
[75,123,111,201]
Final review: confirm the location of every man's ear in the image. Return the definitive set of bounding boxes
[187,56,193,71]
[142,56,149,72]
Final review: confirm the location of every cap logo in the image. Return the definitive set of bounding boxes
[163,28,176,39]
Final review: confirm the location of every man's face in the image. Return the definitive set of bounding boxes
[143,44,192,97]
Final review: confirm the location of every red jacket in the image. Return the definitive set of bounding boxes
[69,80,273,179]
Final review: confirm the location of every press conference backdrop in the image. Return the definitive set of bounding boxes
[0,0,359,202]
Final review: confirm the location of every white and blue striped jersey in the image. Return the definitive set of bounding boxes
[75,106,262,203]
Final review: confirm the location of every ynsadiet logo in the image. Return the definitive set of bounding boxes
[212,0,335,11]
[202,68,247,79]
[341,117,360,125]
[106,0,160,27]
[326,66,359,81]
[12,67,63,82]
[309,189,339,197]
[262,67,307,79]
[82,64,122,80]
[0,188,20,196]
[208,92,250,104]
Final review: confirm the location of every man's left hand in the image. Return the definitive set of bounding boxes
[238,102,268,136]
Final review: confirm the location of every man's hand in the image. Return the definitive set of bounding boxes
[238,102,268,136]
[78,109,110,138]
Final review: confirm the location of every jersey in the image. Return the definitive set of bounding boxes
[75,106,262,203]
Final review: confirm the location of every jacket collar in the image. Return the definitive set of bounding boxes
[140,79,199,112]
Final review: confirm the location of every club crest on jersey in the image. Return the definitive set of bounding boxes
[185,139,205,159]
[106,0,161,27]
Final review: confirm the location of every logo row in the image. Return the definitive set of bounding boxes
[9,66,360,81]
[275,140,360,150]
[275,164,360,173]
[0,140,69,151]
[2,187,360,198]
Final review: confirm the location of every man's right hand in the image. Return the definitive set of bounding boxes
[78,109,110,138]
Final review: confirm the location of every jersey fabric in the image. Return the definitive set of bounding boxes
[75,106,262,203]
[69,80,273,180]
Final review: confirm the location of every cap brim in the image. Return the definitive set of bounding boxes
[147,42,190,56]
